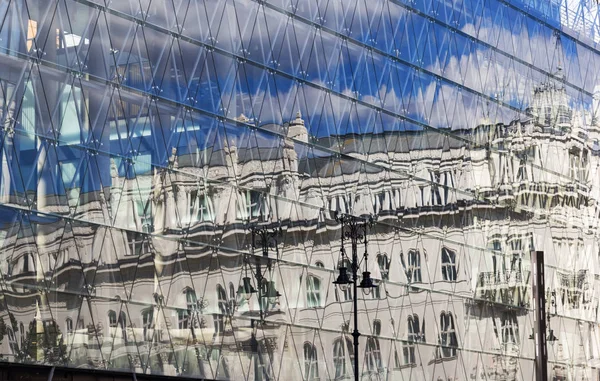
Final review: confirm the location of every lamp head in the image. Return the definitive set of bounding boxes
[333,266,353,291]
[358,271,376,295]
[238,277,257,301]
[263,280,281,304]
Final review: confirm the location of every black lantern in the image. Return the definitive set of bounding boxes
[263,280,281,305]
[358,271,376,295]
[238,276,257,301]
[333,266,353,291]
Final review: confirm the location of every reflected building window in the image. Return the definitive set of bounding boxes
[329,195,350,214]
[333,337,353,379]
[439,312,458,358]
[215,284,227,334]
[142,308,153,341]
[394,346,402,369]
[229,282,236,313]
[6,328,17,353]
[108,310,127,341]
[238,190,265,220]
[6,260,13,277]
[377,253,390,281]
[407,250,422,283]
[441,248,457,281]
[404,314,424,365]
[366,320,382,373]
[558,270,589,309]
[442,171,455,204]
[135,199,153,233]
[178,288,197,330]
[373,192,391,214]
[19,322,24,346]
[429,171,442,205]
[500,311,519,346]
[189,190,214,223]
[126,231,150,256]
[119,313,127,341]
[108,310,117,328]
[372,283,381,299]
[335,286,352,302]
[177,307,189,329]
[306,275,322,308]
[303,342,319,381]
[22,253,34,273]
[569,148,586,182]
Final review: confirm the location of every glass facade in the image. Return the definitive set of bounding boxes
[1,0,600,380]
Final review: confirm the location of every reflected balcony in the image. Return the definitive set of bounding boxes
[474,270,531,308]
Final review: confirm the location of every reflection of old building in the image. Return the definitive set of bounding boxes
[0,76,599,380]
[2,1,600,381]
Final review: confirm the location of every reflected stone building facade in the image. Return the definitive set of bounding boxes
[1,0,600,380]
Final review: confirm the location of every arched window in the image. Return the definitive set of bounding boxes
[407,250,422,283]
[315,261,325,268]
[214,284,227,334]
[108,310,117,328]
[441,247,457,281]
[404,314,423,365]
[178,288,197,329]
[303,342,319,380]
[306,275,322,308]
[229,282,236,313]
[187,289,198,310]
[6,327,17,353]
[377,253,390,281]
[65,318,73,334]
[333,337,353,379]
[229,282,236,300]
[366,321,382,372]
[440,312,458,358]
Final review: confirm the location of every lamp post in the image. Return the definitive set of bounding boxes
[531,250,559,381]
[332,213,376,381]
[237,225,281,381]
[238,225,282,321]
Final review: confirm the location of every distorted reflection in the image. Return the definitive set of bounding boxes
[0,0,599,380]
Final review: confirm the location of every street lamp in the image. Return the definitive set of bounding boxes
[238,225,282,320]
[332,213,376,381]
[237,225,281,381]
